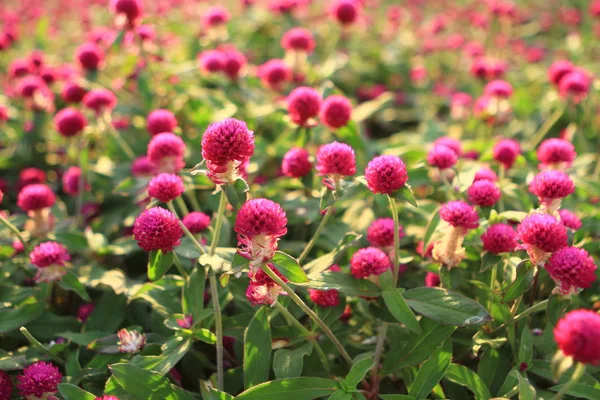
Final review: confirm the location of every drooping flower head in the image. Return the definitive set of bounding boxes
[467,179,501,207]
[558,209,582,231]
[147,109,178,136]
[350,247,391,279]
[554,309,600,365]
[258,59,291,90]
[17,361,62,399]
[316,142,356,182]
[148,173,185,203]
[427,145,458,170]
[281,28,316,53]
[481,223,517,254]
[117,329,146,353]
[54,107,87,137]
[133,207,183,252]
[17,184,56,212]
[83,88,117,115]
[182,211,211,234]
[147,132,186,174]
[545,247,597,295]
[75,42,104,71]
[365,155,408,195]
[320,95,352,129]
[62,166,89,196]
[367,218,405,248]
[287,87,322,127]
[537,138,576,169]
[440,200,479,230]
[282,147,312,178]
[529,170,575,208]
[493,139,520,169]
[517,213,567,265]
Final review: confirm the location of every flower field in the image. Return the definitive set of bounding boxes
[1,0,600,399]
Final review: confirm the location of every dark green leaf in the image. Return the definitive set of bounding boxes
[0,302,45,334]
[345,354,375,387]
[148,250,175,281]
[273,341,312,379]
[272,251,309,283]
[379,396,415,400]
[85,291,127,333]
[503,261,534,303]
[549,383,600,399]
[518,327,533,367]
[224,179,249,210]
[58,271,91,302]
[444,364,492,400]
[303,272,381,297]
[517,372,536,400]
[408,343,452,400]
[183,266,206,321]
[244,307,272,389]
[132,336,192,375]
[235,377,338,400]
[480,252,503,273]
[382,287,421,334]
[391,184,418,207]
[57,383,97,400]
[320,189,335,211]
[109,363,195,400]
[546,294,570,326]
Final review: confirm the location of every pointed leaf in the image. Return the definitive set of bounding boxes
[244,307,272,389]
[147,250,174,281]
[345,354,375,387]
[57,383,97,400]
[444,364,492,400]
[503,261,534,303]
[408,343,452,400]
[235,377,338,400]
[58,271,91,302]
[273,341,313,379]
[272,251,309,283]
[382,288,421,334]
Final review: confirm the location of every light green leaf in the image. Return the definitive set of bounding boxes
[382,287,421,334]
[272,251,309,283]
[235,377,338,400]
[147,250,175,281]
[273,341,313,379]
[57,383,97,400]
[444,364,492,400]
[503,261,534,303]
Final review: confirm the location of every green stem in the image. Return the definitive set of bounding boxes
[210,190,227,256]
[0,213,27,248]
[553,363,585,400]
[172,252,188,279]
[492,299,548,333]
[298,204,333,264]
[167,202,207,255]
[102,114,135,160]
[260,264,352,365]
[488,264,497,311]
[175,196,189,216]
[186,189,202,211]
[527,105,565,151]
[387,195,401,284]
[209,274,224,391]
[20,327,65,365]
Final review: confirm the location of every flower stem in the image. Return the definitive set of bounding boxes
[167,202,207,255]
[20,327,65,365]
[102,114,135,160]
[260,264,352,365]
[210,190,227,256]
[552,362,585,400]
[298,205,333,264]
[172,252,188,279]
[209,273,224,391]
[175,196,189,216]
[387,195,401,284]
[492,299,548,333]
[0,213,27,249]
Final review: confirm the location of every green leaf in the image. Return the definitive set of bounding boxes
[148,250,175,281]
[235,377,338,400]
[345,354,375,387]
[382,287,421,334]
[391,184,418,207]
[335,121,365,155]
[224,178,249,210]
[57,383,97,400]
[408,343,452,400]
[303,272,381,297]
[0,301,45,334]
[183,266,206,321]
[110,363,195,400]
[379,396,415,400]
[58,331,113,346]
[271,251,309,283]
[320,188,336,211]
[479,252,503,273]
[352,92,395,121]
[518,327,533,367]
[132,336,192,375]
[478,347,512,397]
[444,364,492,400]
[58,271,91,302]
[328,392,353,400]
[273,341,313,379]
[549,383,600,399]
[503,261,534,303]
[304,252,335,274]
[517,372,536,400]
[200,381,235,400]
[546,294,570,326]
[244,307,272,389]
[85,291,127,333]
[403,287,491,327]
[422,211,440,253]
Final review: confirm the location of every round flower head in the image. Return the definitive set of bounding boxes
[537,138,576,169]
[110,0,143,28]
[62,166,89,196]
[545,247,597,295]
[548,60,574,86]
[9,58,31,79]
[131,156,156,177]
[147,109,178,136]
[281,28,316,53]
[30,242,70,268]
[204,5,230,28]
[474,167,498,182]
[529,170,575,204]
[18,168,46,189]
[350,247,391,279]
[0,189,3,204]
[493,139,520,169]
[483,79,513,98]
[481,223,517,254]
[133,207,183,252]
[235,199,287,239]
[433,136,462,156]
[367,218,405,248]
[17,184,56,212]
[439,200,479,229]
[182,211,211,234]
[316,142,356,178]
[15,75,46,98]
[83,88,117,115]
[287,87,322,126]
[282,147,312,178]
[0,370,12,400]
[558,209,582,231]
[61,81,88,103]
[365,155,408,194]
[517,213,567,265]
[147,132,186,174]
[202,118,254,166]
[427,145,458,170]
[467,179,501,207]
[559,71,590,102]
[54,107,87,137]
[198,50,225,73]
[554,309,600,365]
[17,361,62,399]
[148,173,185,203]
[75,42,104,71]
[330,0,361,25]
[309,289,340,307]
[320,95,352,129]
[221,47,247,80]
[425,272,441,287]
[258,59,291,90]
[77,303,95,322]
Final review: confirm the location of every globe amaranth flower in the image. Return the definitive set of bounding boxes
[246,281,285,306]
[329,0,361,25]
[427,145,457,170]
[365,155,408,195]
[529,170,574,213]
[316,142,356,187]
[258,59,291,90]
[77,303,95,322]
[559,70,590,102]
[182,211,211,234]
[17,184,55,212]
[9,58,30,79]
[29,241,71,282]
[75,42,104,71]
[473,167,498,182]
[0,370,12,400]
[282,147,312,178]
[433,136,462,156]
[148,173,185,203]
[281,28,316,53]
[147,109,178,136]
[133,207,183,252]
[425,272,441,287]
[493,139,520,169]
[320,95,352,129]
[221,47,247,80]
[537,138,576,170]
[287,87,322,126]
[176,314,193,329]
[203,5,230,28]
[450,93,472,120]
[117,329,146,353]
[554,309,600,365]
[548,60,574,86]
[558,209,581,231]
[201,118,254,185]
[481,223,517,254]
[433,201,478,268]
[545,247,597,295]
[235,199,287,271]
[483,79,513,98]
[17,361,62,399]
[54,107,87,137]
[147,132,186,174]
[131,156,156,177]
[517,213,567,265]
[83,88,117,115]
[309,288,340,307]
[350,247,391,279]
[110,0,143,28]
[198,50,225,74]
[18,168,46,189]
[61,81,87,103]
[367,218,405,249]
[62,166,89,196]
[467,179,501,207]
[15,75,46,98]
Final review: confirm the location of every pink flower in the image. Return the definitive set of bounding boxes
[62,166,89,196]
[517,213,567,265]
[545,247,597,295]
[440,200,479,229]
[529,170,574,205]
[329,0,361,25]
[117,329,146,353]
[537,138,576,169]
[133,207,183,252]
[17,184,56,212]
[493,139,520,169]
[77,303,95,322]
[281,28,316,53]
[258,59,291,90]
[0,370,12,400]
[367,218,405,248]
[282,147,312,178]
[17,362,62,399]
[558,209,582,231]
[9,58,31,79]
[54,107,87,137]
[287,87,322,127]
[176,315,193,329]
[316,141,356,179]
[467,179,501,207]
[365,155,408,195]
[481,223,517,254]
[203,5,230,28]
[221,47,247,80]
[198,50,225,74]
[433,136,462,156]
[320,95,352,129]
[425,272,440,287]
[16,75,46,98]
[182,211,211,234]
[554,309,600,365]
[245,282,283,306]
[109,0,143,28]
[427,145,457,170]
[131,156,156,177]
[559,70,591,102]
[548,60,574,86]
[75,42,104,71]
[473,167,498,182]
[484,79,513,98]
[147,132,186,174]
[309,289,340,307]
[83,88,117,115]
[350,247,391,279]
[148,173,185,203]
[147,109,178,136]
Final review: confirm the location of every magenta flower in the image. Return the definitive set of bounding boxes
[17,184,56,212]
[75,42,104,71]
[554,309,600,365]
[425,272,441,287]
[350,247,391,279]
[0,370,12,400]
[440,201,479,229]
[467,179,501,207]
[537,138,576,169]
[54,107,87,137]
[131,156,157,177]
[198,50,225,74]
[62,166,89,196]
[133,207,183,252]
[287,87,322,127]
[558,209,582,231]
[517,213,567,265]
[433,201,478,268]
[365,155,408,195]
[83,88,117,115]
[481,223,517,254]
[282,147,312,178]
[493,139,520,169]
[433,136,462,156]
[148,173,185,203]
[17,361,62,399]
[203,5,230,28]
[258,59,291,90]
[473,167,498,182]
[484,79,513,98]
[529,170,574,211]
[109,0,143,28]
[182,211,211,234]
[281,28,316,53]
[367,218,405,249]
[545,247,597,295]
[427,145,457,170]
[147,109,178,137]
[309,289,340,307]
[316,142,356,183]
[320,95,352,129]
[329,0,361,25]
[147,132,186,174]
[548,60,574,86]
